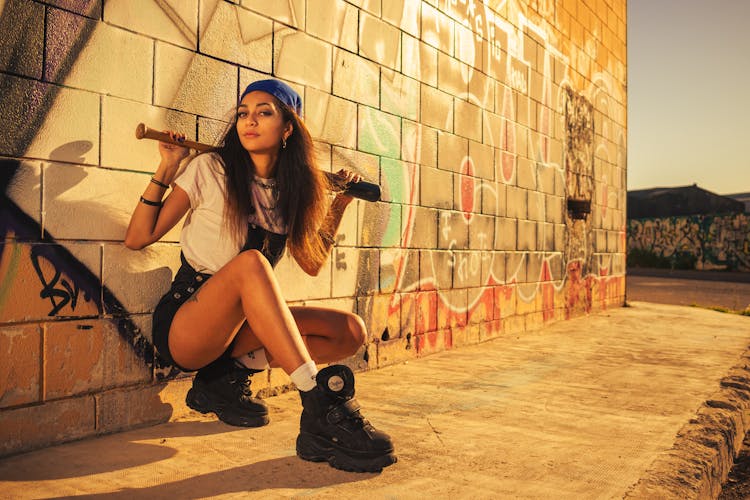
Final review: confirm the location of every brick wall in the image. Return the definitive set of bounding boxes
[0,0,627,456]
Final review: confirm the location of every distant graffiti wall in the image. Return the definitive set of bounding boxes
[628,214,750,271]
[0,0,627,455]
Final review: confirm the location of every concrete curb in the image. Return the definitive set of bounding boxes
[625,350,750,498]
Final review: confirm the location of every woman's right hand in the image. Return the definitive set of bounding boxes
[158,131,190,180]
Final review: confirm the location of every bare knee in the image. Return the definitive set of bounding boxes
[343,313,367,355]
[231,249,274,283]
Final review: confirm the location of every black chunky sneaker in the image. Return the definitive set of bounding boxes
[186,359,269,427]
[296,364,396,472]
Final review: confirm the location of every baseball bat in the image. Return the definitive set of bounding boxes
[135,123,380,202]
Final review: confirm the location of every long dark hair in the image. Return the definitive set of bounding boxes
[211,100,330,269]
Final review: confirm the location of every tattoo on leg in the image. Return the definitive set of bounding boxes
[185,288,200,305]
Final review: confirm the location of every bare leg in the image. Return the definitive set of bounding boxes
[169,250,312,372]
[229,306,367,365]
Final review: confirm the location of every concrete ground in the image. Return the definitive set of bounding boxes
[2,301,750,499]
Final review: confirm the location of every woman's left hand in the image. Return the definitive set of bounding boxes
[334,169,361,204]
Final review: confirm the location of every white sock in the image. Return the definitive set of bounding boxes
[290,360,318,392]
[235,348,270,371]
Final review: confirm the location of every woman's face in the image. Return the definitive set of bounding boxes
[236,91,292,155]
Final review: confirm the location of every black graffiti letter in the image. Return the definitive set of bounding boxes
[31,252,79,316]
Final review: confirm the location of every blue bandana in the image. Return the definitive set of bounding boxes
[240,79,303,116]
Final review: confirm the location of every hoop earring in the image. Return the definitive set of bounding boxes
[282,137,287,149]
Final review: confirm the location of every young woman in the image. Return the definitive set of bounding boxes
[125,79,396,472]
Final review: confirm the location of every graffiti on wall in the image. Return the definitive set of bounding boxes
[0,0,626,377]
[628,214,750,271]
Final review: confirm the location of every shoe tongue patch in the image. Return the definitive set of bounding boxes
[327,375,345,392]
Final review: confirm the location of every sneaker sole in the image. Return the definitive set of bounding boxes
[296,432,397,473]
[186,388,269,428]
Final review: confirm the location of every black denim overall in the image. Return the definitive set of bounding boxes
[152,223,287,370]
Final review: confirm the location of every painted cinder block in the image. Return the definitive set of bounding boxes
[102,96,196,173]
[351,249,379,296]
[453,250,482,289]
[397,291,417,339]
[437,288,467,329]
[333,49,379,108]
[45,319,151,400]
[0,241,100,323]
[404,206,437,249]
[420,165,453,210]
[495,283,516,319]
[332,247,359,298]
[274,251,332,302]
[517,156,536,190]
[482,180,506,217]
[477,319,502,342]
[275,30,333,92]
[467,286,495,324]
[95,383,173,434]
[5,160,41,227]
[0,0,44,79]
[455,99,482,143]
[402,34,438,87]
[438,51,468,98]
[437,132,467,173]
[468,140,494,180]
[242,0,305,28]
[46,9,153,103]
[154,43,236,120]
[468,214,494,250]
[102,243,181,315]
[199,0,272,71]
[105,0,198,49]
[15,81,100,164]
[379,248,418,294]
[420,250,452,290]
[527,190,545,222]
[359,201,402,248]
[305,89,357,148]
[0,395,95,457]
[506,252,527,283]
[402,120,437,168]
[438,210,469,250]
[381,158,418,205]
[494,217,517,251]
[382,69,420,122]
[382,0,420,38]
[421,84,454,132]
[482,251,506,286]
[357,293,401,345]
[414,328,452,357]
[306,0,358,52]
[541,222,555,251]
[518,220,537,252]
[505,186,527,219]
[45,164,182,242]
[376,335,416,368]
[421,3,454,55]
[0,324,41,409]
[359,12,401,71]
[358,106,401,159]
[546,194,564,223]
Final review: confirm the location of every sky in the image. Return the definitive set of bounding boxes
[627,0,750,195]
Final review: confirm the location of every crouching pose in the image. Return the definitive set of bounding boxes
[125,79,396,472]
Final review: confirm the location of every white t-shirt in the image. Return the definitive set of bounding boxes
[174,153,288,274]
[174,153,242,273]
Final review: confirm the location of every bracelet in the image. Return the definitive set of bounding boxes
[150,177,169,189]
[139,196,163,207]
[319,231,335,246]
